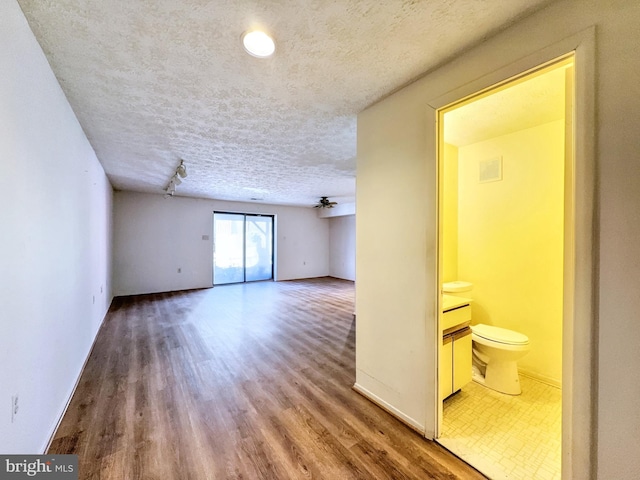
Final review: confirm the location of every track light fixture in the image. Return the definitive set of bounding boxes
[176,160,187,178]
[164,159,187,199]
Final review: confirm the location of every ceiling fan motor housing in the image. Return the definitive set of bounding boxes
[315,196,337,208]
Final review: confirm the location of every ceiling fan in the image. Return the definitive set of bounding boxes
[314,196,338,209]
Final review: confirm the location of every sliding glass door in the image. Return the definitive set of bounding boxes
[213,212,273,285]
[245,215,273,282]
[213,213,245,284]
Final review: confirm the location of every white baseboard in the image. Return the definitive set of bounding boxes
[41,297,112,453]
[519,369,562,389]
[353,383,425,434]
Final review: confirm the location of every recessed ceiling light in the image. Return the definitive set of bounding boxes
[242,30,275,58]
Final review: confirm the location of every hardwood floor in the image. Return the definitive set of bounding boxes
[50,278,484,479]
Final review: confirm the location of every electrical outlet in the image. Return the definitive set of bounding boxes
[11,395,18,423]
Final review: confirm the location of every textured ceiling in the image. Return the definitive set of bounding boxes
[17,0,553,206]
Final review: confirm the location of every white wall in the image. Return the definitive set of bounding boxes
[329,215,356,281]
[457,121,565,386]
[0,0,113,453]
[357,0,640,478]
[113,191,330,296]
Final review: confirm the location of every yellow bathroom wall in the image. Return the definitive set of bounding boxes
[442,143,459,283]
[458,120,564,386]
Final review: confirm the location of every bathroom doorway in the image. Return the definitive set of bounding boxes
[435,56,574,480]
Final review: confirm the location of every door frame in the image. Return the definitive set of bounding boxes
[425,28,595,480]
[213,211,275,285]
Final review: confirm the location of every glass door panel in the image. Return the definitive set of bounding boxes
[213,213,245,285]
[213,212,274,285]
[245,216,273,282]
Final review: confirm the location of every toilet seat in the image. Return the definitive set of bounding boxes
[471,324,529,345]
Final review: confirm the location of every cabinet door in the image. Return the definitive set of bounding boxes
[440,335,453,400]
[453,327,473,391]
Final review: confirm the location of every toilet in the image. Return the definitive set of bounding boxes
[471,324,530,395]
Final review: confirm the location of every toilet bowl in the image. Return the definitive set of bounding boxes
[471,324,530,395]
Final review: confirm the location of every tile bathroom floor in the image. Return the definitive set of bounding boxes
[438,375,561,480]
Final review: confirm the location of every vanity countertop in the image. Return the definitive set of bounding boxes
[442,294,473,312]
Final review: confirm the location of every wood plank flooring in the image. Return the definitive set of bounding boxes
[49,277,485,479]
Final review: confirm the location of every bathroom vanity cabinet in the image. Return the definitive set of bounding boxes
[441,297,473,400]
